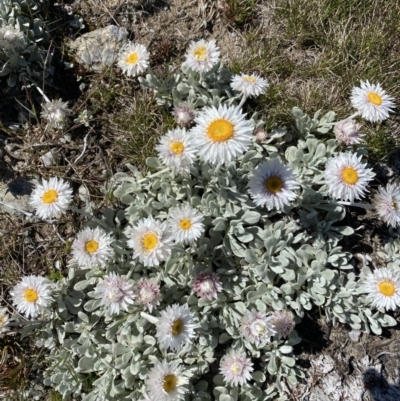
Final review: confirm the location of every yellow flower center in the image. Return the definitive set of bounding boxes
[171,319,183,335]
[163,374,177,392]
[230,362,241,374]
[142,233,158,251]
[0,315,4,324]
[85,240,99,254]
[179,219,192,230]
[378,280,395,296]
[194,46,207,60]
[265,176,283,194]
[24,288,38,303]
[126,52,139,65]
[367,91,383,106]
[244,75,257,83]
[392,198,398,211]
[42,189,58,204]
[254,322,266,335]
[170,141,185,155]
[207,119,234,142]
[341,167,359,185]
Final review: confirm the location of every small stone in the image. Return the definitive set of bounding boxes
[40,150,59,166]
[349,330,361,342]
[0,178,36,220]
[69,25,128,71]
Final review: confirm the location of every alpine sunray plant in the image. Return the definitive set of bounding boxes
[13,39,398,401]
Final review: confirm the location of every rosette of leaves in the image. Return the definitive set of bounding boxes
[139,61,236,108]
[0,0,51,87]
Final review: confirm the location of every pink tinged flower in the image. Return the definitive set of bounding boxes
[172,104,196,126]
[333,118,364,145]
[192,271,222,300]
[271,310,295,339]
[94,272,135,315]
[372,184,400,228]
[134,278,161,312]
[219,349,254,386]
[240,310,275,346]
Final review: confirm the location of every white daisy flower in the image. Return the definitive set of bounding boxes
[191,104,253,165]
[10,275,53,318]
[118,42,150,77]
[324,152,374,202]
[248,159,299,210]
[364,268,400,311]
[155,304,196,351]
[126,217,172,267]
[373,184,400,228]
[192,271,222,300]
[230,73,269,98]
[350,80,395,122]
[0,307,10,336]
[155,128,197,175]
[270,310,295,339]
[134,278,162,312]
[0,25,25,50]
[29,177,73,220]
[240,310,275,346]
[219,349,254,386]
[168,205,204,245]
[333,118,364,145]
[40,99,71,129]
[71,227,113,268]
[93,272,135,315]
[146,360,188,401]
[184,39,220,73]
[171,104,196,127]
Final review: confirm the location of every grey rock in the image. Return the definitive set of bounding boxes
[69,25,128,71]
[0,177,36,219]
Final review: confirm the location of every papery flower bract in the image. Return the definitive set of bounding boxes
[155,304,196,351]
[168,205,204,245]
[191,104,253,165]
[155,128,197,175]
[172,104,196,127]
[219,349,254,386]
[29,177,73,219]
[230,73,269,98]
[271,310,295,339]
[126,217,172,267]
[333,118,364,145]
[40,99,71,129]
[372,184,400,228]
[240,310,275,346]
[94,272,134,315]
[0,307,10,336]
[118,42,149,77]
[192,271,222,300]
[350,80,395,122]
[364,268,400,311]
[71,227,113,268]
[0,25,25,50]
[147,360,188,401]
[324,152,374,202]
[134,278,161,312]
[184,39,220,73]
[10,275,53,318]
[248,158,299,210]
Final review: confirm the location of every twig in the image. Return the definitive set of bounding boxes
[74,133,89,163]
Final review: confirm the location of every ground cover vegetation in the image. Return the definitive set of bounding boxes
[0,0,400,400]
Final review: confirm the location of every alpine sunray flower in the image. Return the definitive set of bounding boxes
[118,42,150,77]
[191,104,253,165]
[10,275,53,318]
[29,177,73,220]
[350,80,395,122]
[155,304,196,351]
[168,205,204,244]
[184,39,220,73]
[230,73,269,98]
[372,184,400,228]
[219,349,254,386]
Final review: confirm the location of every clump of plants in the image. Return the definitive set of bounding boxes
[1,38,399,401]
